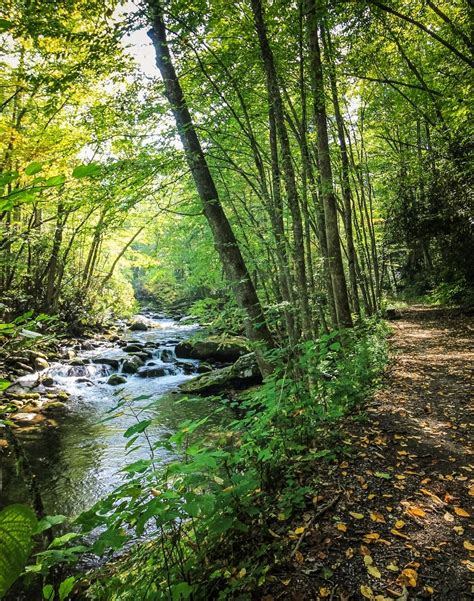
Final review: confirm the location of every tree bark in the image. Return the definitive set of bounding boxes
[305,0,353,329]
[147,0,274,375]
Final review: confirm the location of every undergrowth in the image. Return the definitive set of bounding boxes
[30,319,389,600]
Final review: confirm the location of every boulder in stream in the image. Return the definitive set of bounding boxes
[129,320,148,331]
[179,353,261,395]
[123,344,145,354]
[122,355,144,374]
[108,374,127,386]
[175,336,249,363]
[137,366,169,378]
[92,357,120,370]
[34,357,49,371]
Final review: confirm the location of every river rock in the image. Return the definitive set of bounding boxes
[91,357,120,370]
[34,357,49,371]
[123,344,145,354]
[175,337,249,363]
[122,355,144,374]
[14,362,34,373]
[27,350,49,361]
[42,401,67,414]
[179,353,261,396]
[137,366,169,378]
[69,358,85,366]
[108,374,127,386]
[12,412,45,425]
[129,320,148,331]
[41,377,55,387]
[160,349,174,363]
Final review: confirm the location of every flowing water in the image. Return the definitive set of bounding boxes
[0,311,224,518]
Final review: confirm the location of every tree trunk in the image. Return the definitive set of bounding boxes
[251,0,313,339]
[305,0,353,329]
[147,0,274,375]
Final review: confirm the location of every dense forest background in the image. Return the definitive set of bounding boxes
[1,0,472,334]
[0,0,473,599]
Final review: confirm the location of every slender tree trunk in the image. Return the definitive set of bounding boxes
[305,0,353,329]
[147,0,274,375]
[251,0,313,339]
[322,24,360,318]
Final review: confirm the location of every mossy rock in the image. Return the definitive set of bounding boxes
[175,336,249,363]
[179,353,261,395]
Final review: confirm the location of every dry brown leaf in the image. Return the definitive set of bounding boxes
[391,528,410,540]
[444,511,455,522]
[370,511,386,523]
[346,547,354,558]
[336,522,347,532]
[367,564,381,578]
[363,532,380,541]
[406,506,426,518]
[319,587,330,598]
[360,584,374,599]
[461,559,474,572]
[395,520,406,529]
[294,526,305,535]
[294,550,304,563]
[454,507,470,517]
[399,568,417,587]
[454,526,464,535]
[463,540,474,551]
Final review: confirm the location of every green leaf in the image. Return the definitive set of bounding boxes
[58,576,75,600]
[374,471,391,479]
[0,19,12,32]
[121,459,150,474]
[171,582,194,600]
[25,162,43,176]
[72,164,101,178]
[0,504,38,597]
[0,379,12,391]
[43,583,55,600]
[123,419,152,438]
[0,171,19,187]
[45,175,66,187]
[35,515,67,534]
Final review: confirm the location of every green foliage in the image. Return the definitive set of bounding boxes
[0,504,37,597]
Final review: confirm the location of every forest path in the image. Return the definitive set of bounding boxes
[275,307,473,600]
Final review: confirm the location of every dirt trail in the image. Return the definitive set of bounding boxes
[275,307,474,600]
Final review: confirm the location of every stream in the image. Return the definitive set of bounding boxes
[0,310,224,518]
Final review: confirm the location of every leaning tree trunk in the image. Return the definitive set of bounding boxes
[305,0,353,329]
[147,0,274,376]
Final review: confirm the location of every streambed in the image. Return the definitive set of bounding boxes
[0,312,225,518]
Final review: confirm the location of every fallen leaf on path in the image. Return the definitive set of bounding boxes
[391,529,410,539]
[319,587,330,597]
[406,506,426,518]
[367,564,381,578]
[370,511,385,523]
[387,562,399,572]
[374,472,391,479]
[398,568,417,587]
[395,520,406,529]
[454,507,470,517]
[294,526,305,534]
[360,584,374,599]
[461,560,474,572]
[463,541,474,551]
[294,550,304,563]
[336,522,347,532]
[444,511,455,522]
[363,532,380,542]
[350,512,364,519]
